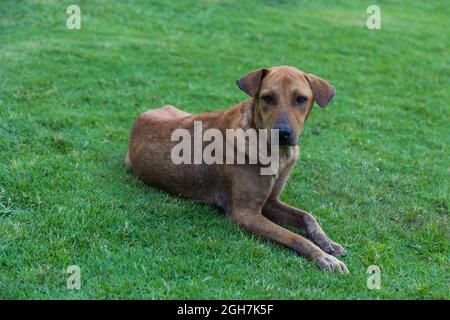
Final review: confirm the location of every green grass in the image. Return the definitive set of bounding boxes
[0,0,449,299]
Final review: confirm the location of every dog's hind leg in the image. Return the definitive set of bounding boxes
[140,105,191,121]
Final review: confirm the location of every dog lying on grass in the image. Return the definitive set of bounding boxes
[125,66,348,273]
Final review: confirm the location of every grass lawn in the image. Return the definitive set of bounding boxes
[0,0,449,299]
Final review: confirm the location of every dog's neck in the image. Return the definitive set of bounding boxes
[238,99,257,131]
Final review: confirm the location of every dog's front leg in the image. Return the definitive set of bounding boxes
[262,201,347,257]
[230,209,348,273]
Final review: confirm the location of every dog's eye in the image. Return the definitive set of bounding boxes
[295,96,307,104]
[261,95,274,105]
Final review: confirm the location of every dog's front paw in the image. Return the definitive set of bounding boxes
[327,241,347,257]
[315,253,349,274]
[317,239,347,257]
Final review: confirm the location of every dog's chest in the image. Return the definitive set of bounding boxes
[276,146,299,178]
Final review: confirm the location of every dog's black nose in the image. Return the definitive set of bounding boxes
[273,125,295,145]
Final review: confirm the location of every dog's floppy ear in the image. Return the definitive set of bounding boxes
[306,74,336,108]
[236,68,268,97]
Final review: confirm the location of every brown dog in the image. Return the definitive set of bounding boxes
[125,66,348,273]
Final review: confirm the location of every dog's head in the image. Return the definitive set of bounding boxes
[237,66,335,146]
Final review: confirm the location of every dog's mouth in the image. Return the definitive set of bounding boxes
[278,136,298,146]
[279,140,297,146]
[267,136,298,147]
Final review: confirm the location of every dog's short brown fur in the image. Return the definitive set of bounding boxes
[126,66,348,273]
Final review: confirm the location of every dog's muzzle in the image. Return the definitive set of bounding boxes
[273,125,297,146]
